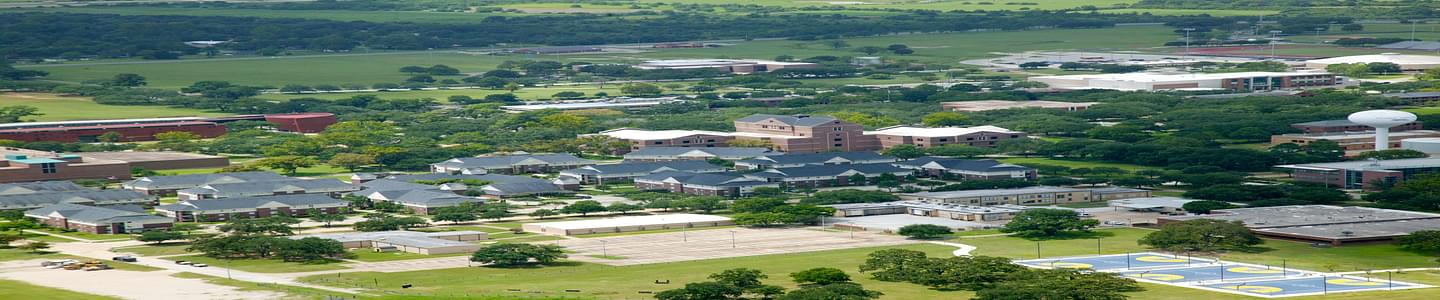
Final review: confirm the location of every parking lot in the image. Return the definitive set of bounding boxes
[558,227,918,266]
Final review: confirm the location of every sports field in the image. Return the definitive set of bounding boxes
[0,93,227,121]
[1019,253,1431,298]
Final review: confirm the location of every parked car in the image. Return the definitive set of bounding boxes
[191,263,209,267]
[112,256,137,262]
[175,260,192,265]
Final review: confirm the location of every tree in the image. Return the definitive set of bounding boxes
[680,196,727,213]
[279,84,313,94]
[856,46,884,55]
[974,269,1142,300]
[827,40,851,49]
[1018,62,1050,69]
[399,66,428,74]
[1038,177,1079,186]
[1368,62,1402,74]
[621,83,663,96]
[791,267,851,286]
[0,105,40,123]
[561,200,607,216]
[896,224,951,239]
[433,211,479,224]
[999,209,1099,237]
[1354,149,1429,160]
[218,216,300,236]
[326,153,375,172]
[1181,200,1234,214]
[275,237,346,262]
[170,223,201,234]
[1397,230,1440,255]
[251,156,319,175]
[883,145,926,160]
[921,111,968,127]
[530,209,558,219]
[307,210,346,227]
[427,64,460,76]
[137,231,186,244]
[470,243,566,266]
[1139,219,1260,252]
[97,131,124,143]
[353,214,428,231]
[656,281,744,300]
[1341,23,1364,31]
[107,73,147,87]
[607,203,643,215]
[17,241,50,253]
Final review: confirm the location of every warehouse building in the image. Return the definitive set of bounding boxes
[1276,157,1440,190]
[1031,71,1340,91]
[523,213,734,236]
[1158,205,1440,245]
[1305,53,1440,71]
[291,230,487,255]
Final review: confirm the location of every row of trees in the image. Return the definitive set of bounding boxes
[656,268,883,300]
[859,249,1142,299]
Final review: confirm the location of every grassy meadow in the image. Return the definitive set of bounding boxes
[0,93,227,121]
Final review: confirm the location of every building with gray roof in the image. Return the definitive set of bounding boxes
[292,230,487,255]
[154,194,347,222]
[622,147,778,162]
[356,188,482,215]
[25,203,172,234]
[734,152,896,170]
[559,161,728,184]
[122,171,291,196]
[634,171,779,197]
[0,181,86,195]
[480,182,574,198]
[430,153,595,175]
[0,189,156,211]
[901,186,1096,206]
[1277,157,1440,190]
[735,114,841,127]
[1159,205,1440,245]
[744,163,910,189]
[892,157,1036,180]
[1109,197,1202,214]
[177,178,357,201]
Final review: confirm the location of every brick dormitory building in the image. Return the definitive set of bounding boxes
[593,114,1027,154]
[0,113,337,143]
[0,147,229,183]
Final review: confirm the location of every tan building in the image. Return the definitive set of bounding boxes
[291,231,487,255]
[0,147,130,183]
[731,114,880,153]
[941,100,1099,112]
[1270,130,1440,156]
[594,128,736,153]
[865,125,1026,149]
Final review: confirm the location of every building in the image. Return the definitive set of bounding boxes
[122,171,292,196]
[744,163,910,189]
[866,125,1027,149]
[1291,119,1424,134]
[522,213,734,236]
[1089,187,1155,201]
[621,147,777,162]
[731,114,880,153]
[1305,53,1440,71]
[1158,205,1440,245]
[291,231,487,255]
[154,194,348,222]
[176,178,357,201]
[1381,92,1440,106]
[941,100,1100,112]
[76,151,230,171]
[0,119,227,143]
[511,46,603,54]
[1109,197,1201,214]
[1269,130,1440,155]
[1276,157,1440,190]
[1403,138,1440,154]
[559,161,728,185]
[264,113,337,133]
[892,157,1036,180]
[0,181,86,195]
[430,153,595,175]
[0,148,131,183]
[734,152,896,170]
[901,186,1094,206]
[358,188,481,215]
[1031,72,1340,91]
[828,201,1026,222]
[479,181,575,198]
[595,128,736,153]
[0,189,156,211]
[634,171,780,197]
[634,59,819,73]
[25,203,172,234]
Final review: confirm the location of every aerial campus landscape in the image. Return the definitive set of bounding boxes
[11,1,1440,300]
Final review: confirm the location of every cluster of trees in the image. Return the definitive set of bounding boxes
[859,249,1141,299]
[469,243,566,267]
[190,216,347,263]
[621,192,733,214]
[1332,37,1412,47]
[730,198,835,227]
[432,202,513,223]
[999,209,1099,237]
[1057,62,1148,73]
[1184,183,1350,207]
[1397,230,1440,258]
[1364,174,1440,211]
[1140,219,1262,252]
[656,267,882,300]
[799,190,898,205]
[353,213,428,232]
[1325,62,1402,78]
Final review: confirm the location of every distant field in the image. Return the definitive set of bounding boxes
[6,7,526,23]
[631,0,1138,11]
[19,26,1175,90]
[0,93,226,121]
[1092,8,1278,16]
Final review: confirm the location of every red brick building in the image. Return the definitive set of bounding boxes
[0,148,131,183]
[25,203,173,234]
[153,194,347,222]
[731,114,880,153]
[264,113,338,133]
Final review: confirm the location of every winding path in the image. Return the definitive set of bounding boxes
[926,241,977,257]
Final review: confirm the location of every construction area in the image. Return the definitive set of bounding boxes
[556,227,916,266]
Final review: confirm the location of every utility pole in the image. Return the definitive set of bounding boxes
[1183,28,1195,59]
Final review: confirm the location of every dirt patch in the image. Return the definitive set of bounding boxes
[0,260,283,300]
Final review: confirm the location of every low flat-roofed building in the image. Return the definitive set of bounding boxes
[1089,187,1154,201]
[1291,119,1424,134]
[1305,53,1440,71]
[1158,205,1440,245]
[828,201,1025,222]
[892,157,1036,180]
[0,148,131,183]
[1276,157,1440,189]
[291,230,487,255]
[76,151,230,171]
[123,171,292,196]
[866,125,1026,149]
[1382,92,1440,106]
[523,213,734,236]
[25,203,172,234]
[901,186,1093,206]
[560,161,728,185]
[0,181,86,195]
[621,147,777,162]
[941,100,1100,112]
[264,113,337,133]
[1269,130,1440,156]
[744,163,910,189]
[1032,71,1339,91]
[1109,197,1201,213]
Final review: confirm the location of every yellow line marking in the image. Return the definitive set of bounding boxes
[1130,273,1186,281]
[1228,267,1284,274]
[1229,285,1285,294]
[1049,262,1093,269]
[1328,279,1385,286]
[1135,256,1187,263]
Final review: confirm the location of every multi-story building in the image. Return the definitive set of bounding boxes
[1276,157,1440,190]
[430,153,595,175]
[1032,71,1341,91]
[123,172,292,196]
[1269,130,1440,156]
[734,152,896,170]
[743,163,910,189]
[731,114,880,153]
[634,171,779,197]
[25,203,172,234]
[559,161,728,185]
[892,157,1037,180]
[1291,119,1424,134]
[155,194,348,222]
[866,126,1026,149]
[594,128,735,153]
[0,148,131,183]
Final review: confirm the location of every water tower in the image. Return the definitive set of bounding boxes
[1347,110,1419,151]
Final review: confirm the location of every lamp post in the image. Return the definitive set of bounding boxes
[1269,30,1283,60]
[1096,238,1102,256]
[730,230,736,249]
[601,240,608,257]
[1182,28,1195,59]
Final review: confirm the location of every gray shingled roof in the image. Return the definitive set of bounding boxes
[155,194,346,212]
[637,171,773,187]
[0,181,86,195]
[735,114,839,127]
[622,147,777,159]
[184,179,355,198]
[361,189,481,207]
[25,203,170,225]
[0,190,153,209]
[893,157,1033,172]
[430,154,595,170]
[560,161,726,176]
[481,182,568,196]
[738,151,894,166]
[748,163,908,179]
[360,179,435,192]
[386,173,549,185]
[123,172,291,190]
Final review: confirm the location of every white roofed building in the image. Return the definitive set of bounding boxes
[866,125,1027,149]
[1305,53,1440,71]
[1031,71,1340,91]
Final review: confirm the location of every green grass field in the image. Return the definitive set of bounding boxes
[165,255,348,273]
[630,0,1137,11]
[171,272,351,300]
[997,157,1155,172]
[9,7,527,24]
[0,93,227,121]
[0,279,119,300]
[1405,106,1440,115]
[1091,8,1279,16]
[348,250,470,263]
[255,86,630,102]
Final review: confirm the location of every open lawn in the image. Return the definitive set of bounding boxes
[1404,107,1440,116]
[997,157,1155,172]
[11,6,528,24]
[632,0,1137,11]
[112,243,197,257]
[0,279,120,300]
[165,255,348,273]
[0,93,227,121]
[170,272,349,300]
[28,229,130,242]
[348,250,470,263]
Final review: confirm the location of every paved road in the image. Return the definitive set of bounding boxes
[48,240,363,295]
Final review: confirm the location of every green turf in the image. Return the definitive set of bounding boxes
[1091,8,1279,16]
[997,157,1154,172]
[348,250,470,263]
[629,0,1138,11]
[0,279,120,300]
[0,93,227,121]
[29,229,130,242]
[165,255,348,273]
[1405,107,1440,116]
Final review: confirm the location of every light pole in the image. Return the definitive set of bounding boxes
[1269,30,1283,60]
[601,240,608,257]
[730,230,736,249]
[1096,238,1102,256]
[1314,27,1324,41]
[1035,241,1041,259]
[1182,28,1195,59]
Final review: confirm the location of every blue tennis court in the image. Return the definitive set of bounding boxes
[1203,276,1423,296]
[1121,265,1301,283]
[1016,252,1209,271]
